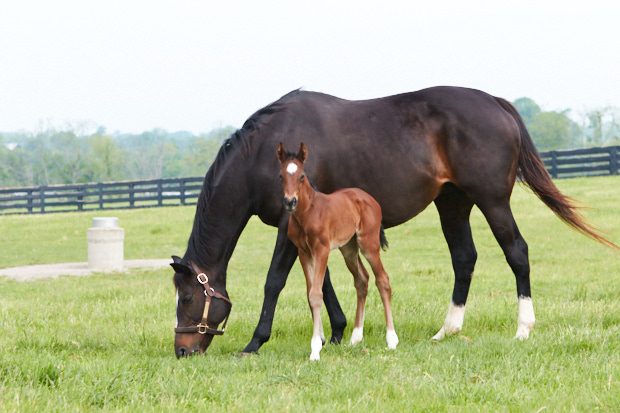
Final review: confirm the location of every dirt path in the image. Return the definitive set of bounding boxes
[0,259,171,281]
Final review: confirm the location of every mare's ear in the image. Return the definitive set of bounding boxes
[170,261,192,275]
[171,255,182,264]
[297,142,308,163]
[276,142,286,163]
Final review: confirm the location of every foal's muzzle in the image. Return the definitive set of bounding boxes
[283,197,298,212]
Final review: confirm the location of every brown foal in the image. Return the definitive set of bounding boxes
[277,142,398,361]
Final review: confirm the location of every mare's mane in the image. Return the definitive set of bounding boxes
[185,89,301,267]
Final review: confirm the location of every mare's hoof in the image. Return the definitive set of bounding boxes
[237,351,257,358]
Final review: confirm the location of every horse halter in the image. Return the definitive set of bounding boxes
[174,263,232,336]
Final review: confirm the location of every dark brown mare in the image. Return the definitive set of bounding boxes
[277,142,398,360]
[171,86,616,357]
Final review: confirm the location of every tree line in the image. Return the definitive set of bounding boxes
[1,97,619,188]
[0,127,234,188]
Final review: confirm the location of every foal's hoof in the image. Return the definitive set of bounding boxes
[350,327,364,346]
[309,353,321,361]
[386,330,399,349]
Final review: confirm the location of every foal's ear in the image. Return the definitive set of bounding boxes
[276,142,286,163]
[297,142,308,163]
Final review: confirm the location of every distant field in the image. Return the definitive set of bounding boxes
[1,176,619,411]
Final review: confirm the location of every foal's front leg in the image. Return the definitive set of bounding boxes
[300,246,330,361]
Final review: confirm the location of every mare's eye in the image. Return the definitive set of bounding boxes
[300,175,305,182]
[180,295,192,304]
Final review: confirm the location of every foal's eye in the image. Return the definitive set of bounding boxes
[300,174,305,182]
[279,175,283,181]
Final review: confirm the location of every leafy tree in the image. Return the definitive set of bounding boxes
[86,134,125,182]
[528,111,581,151]
[582,107,620,147]
[513,97,582,151]
[179,126,236,177]
[513,97,541,127]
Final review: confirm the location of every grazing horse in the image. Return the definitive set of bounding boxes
[277,142,398,360]
[171,86,616,357]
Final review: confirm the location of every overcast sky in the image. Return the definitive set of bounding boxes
[1,0,619,134]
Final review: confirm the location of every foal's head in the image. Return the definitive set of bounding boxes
[276,142,309,212]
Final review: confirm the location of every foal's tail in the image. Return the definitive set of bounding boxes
[496,97,619,250]
[380,225,389,251]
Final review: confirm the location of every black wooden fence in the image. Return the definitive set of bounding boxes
[539,146,619,179]
[1,146,619,215]
[0,177,204,215]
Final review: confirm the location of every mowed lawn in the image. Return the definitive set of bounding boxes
[1,176,619,412]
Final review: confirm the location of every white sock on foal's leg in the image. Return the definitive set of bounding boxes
[386,329,399,349]
[310,335,323,361]
[432,301,465,341]
[515,296,535,340]
[350,326,364,346]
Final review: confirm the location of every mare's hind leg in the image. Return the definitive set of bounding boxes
[339,239,369,345]
[478,200,535,339]
[432,185,477,341]
[358,235,399,349]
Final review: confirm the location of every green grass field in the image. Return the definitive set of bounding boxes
[1,176,619,412]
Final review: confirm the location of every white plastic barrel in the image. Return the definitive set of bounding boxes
[87,217,124,271]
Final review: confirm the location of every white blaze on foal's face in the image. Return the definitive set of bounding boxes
[286,162,298,175]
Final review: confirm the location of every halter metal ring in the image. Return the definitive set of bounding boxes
[197,324,208,334]
[196,273,208,284]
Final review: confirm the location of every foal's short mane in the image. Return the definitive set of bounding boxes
[186,89,302,267]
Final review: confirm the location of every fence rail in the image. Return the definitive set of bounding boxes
[539,146,620,179]
[0,177,204,215]
[1,146,619,215]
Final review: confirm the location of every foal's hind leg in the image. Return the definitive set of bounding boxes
[340,239,369,346]
[432,186,477,341]
[478,200,535,339]
[358,235,398,349]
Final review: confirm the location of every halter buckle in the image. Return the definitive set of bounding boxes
[196,273,209,284]
[197,323,209,334]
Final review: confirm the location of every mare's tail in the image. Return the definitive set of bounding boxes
[496,97,618,250]
[380,225,389,251]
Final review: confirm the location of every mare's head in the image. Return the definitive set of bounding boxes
[171,256,232,358]
[276,142,308,212]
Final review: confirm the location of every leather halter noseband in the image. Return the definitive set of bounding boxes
[174,264,232,336]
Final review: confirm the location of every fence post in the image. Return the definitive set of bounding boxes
[610,146,618,175]
[40,186,46,213]
[77,185,84,211]
[27,189,33,214]
[180,179,186,205]
[550,151,558,179]
[129,183,135,208]
[157,180,163,206]
[98,183,104,209]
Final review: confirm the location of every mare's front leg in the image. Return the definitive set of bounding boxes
[243,218,345,354]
